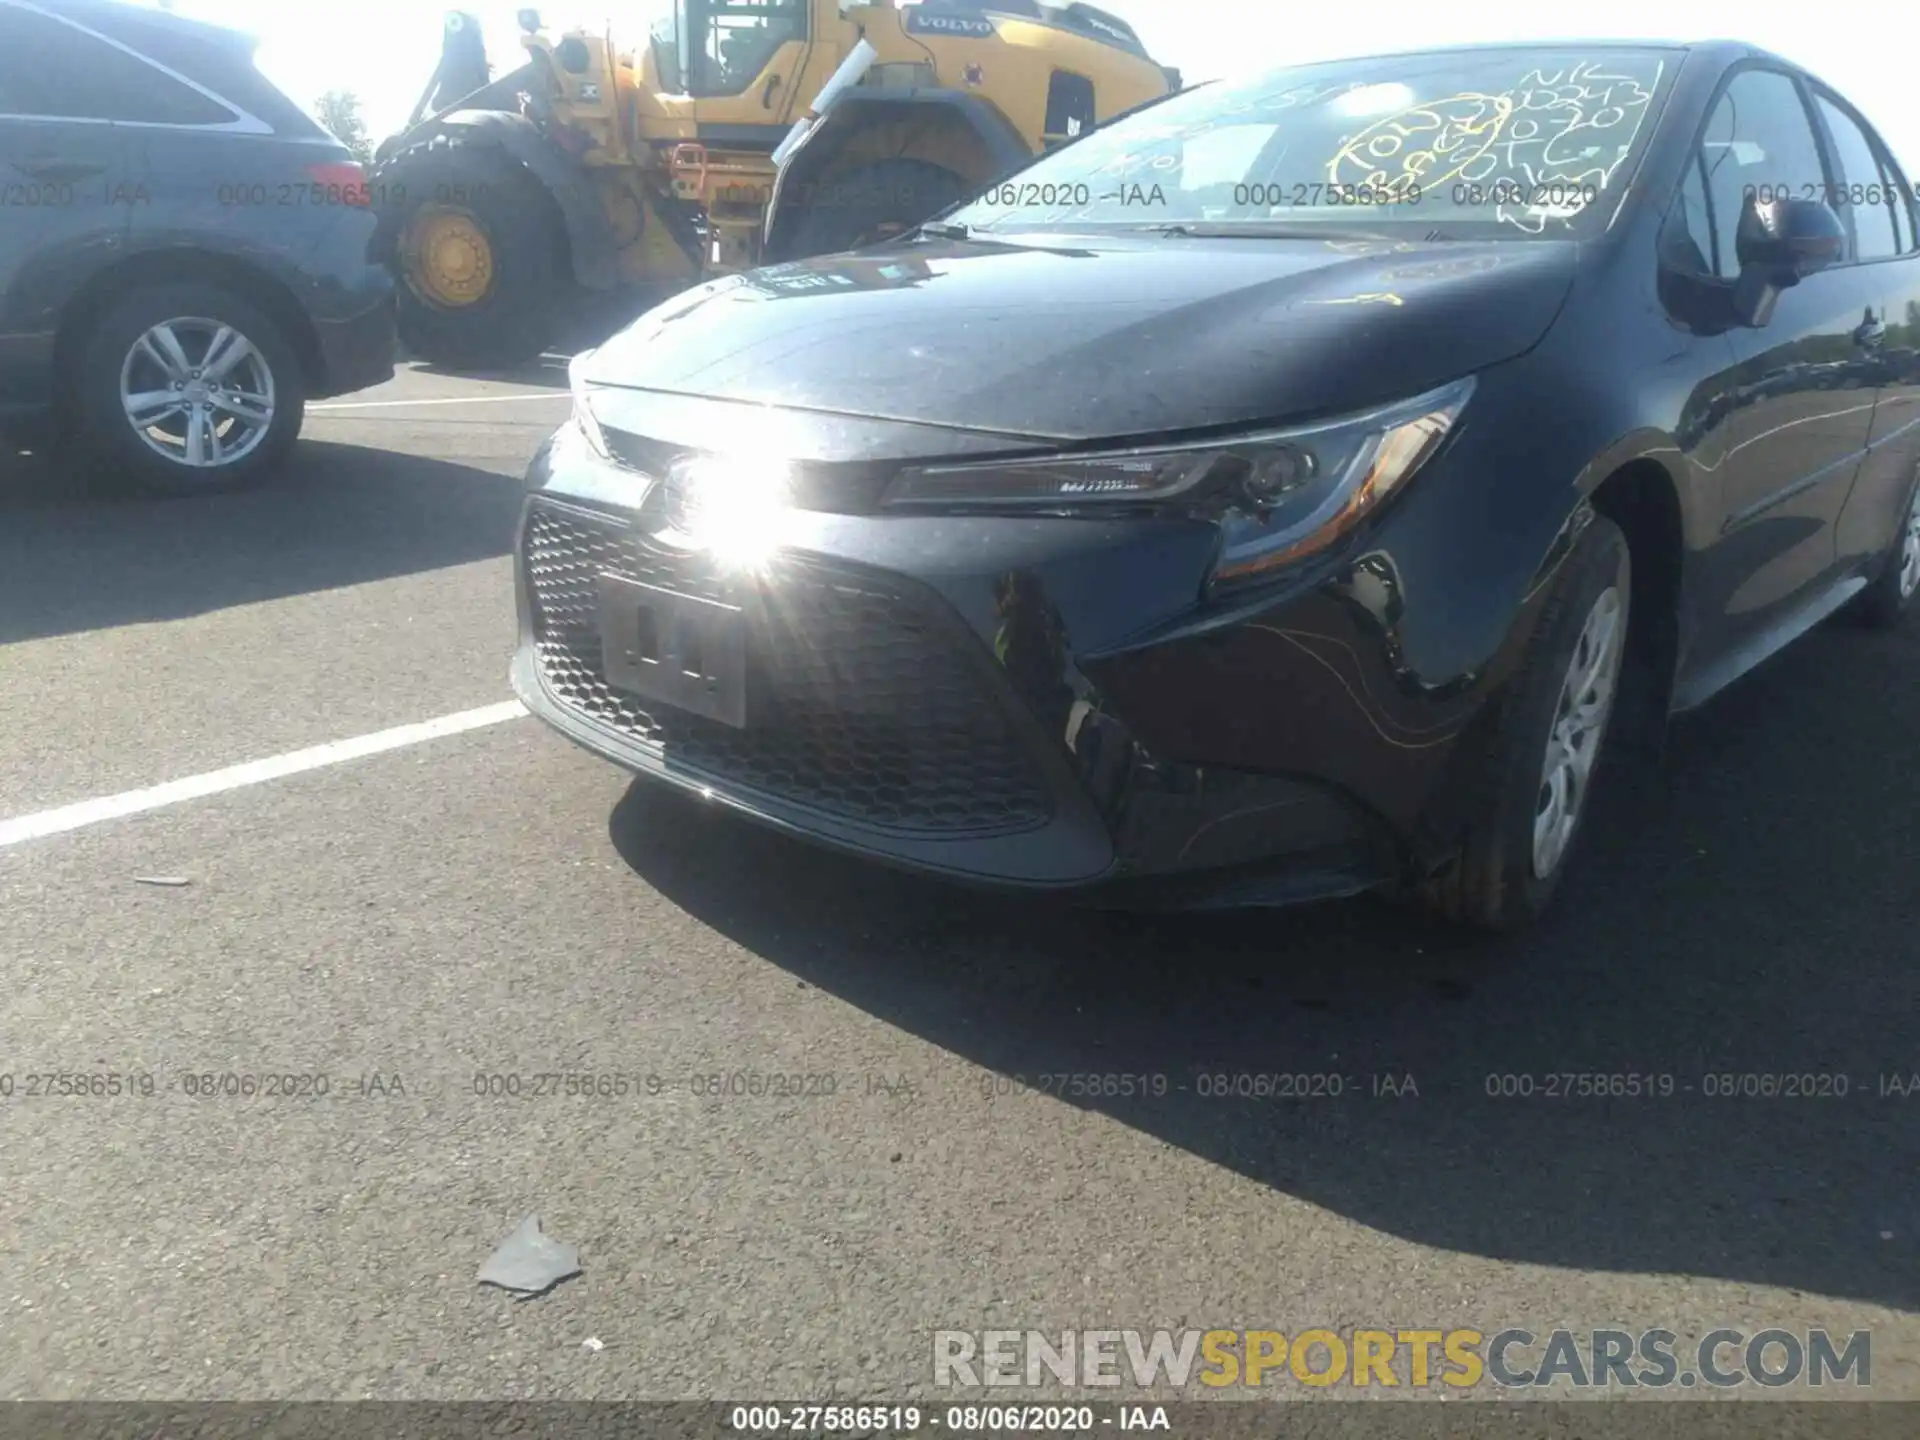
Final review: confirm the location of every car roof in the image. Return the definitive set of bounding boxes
[15,0,261,53]
[1231,39,1870,108]
[1247,37,1770,72]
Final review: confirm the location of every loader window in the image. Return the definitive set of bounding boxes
[649,8,683,93]
[1044,71,1096,148]
[683,0,806,98]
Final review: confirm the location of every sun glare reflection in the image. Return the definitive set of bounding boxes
[672,452,796,575]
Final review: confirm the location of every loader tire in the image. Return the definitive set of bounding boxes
[381,136,568,370]
[784,159,969,257]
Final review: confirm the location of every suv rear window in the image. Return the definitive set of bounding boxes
[93,8,330,138]
[0,4,237,124]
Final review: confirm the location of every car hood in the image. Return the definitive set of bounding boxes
[578,233,1580,444]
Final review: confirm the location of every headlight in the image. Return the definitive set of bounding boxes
[559,354,794,571]
[882,377,1473,591]
[662,452,796,570]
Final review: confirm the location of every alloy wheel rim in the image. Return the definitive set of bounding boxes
[120,317,275,469]
[1533,586,1626,880]
[1899,483,1920,599]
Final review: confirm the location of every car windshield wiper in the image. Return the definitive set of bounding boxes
[910,221,1056,252]
[1125,221,1398,243]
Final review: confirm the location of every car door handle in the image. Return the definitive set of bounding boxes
[761,74,782,109]
[14,157,107,181]
[1854,317,1886,347]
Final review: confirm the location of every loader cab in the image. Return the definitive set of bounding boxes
[650,0,812,102]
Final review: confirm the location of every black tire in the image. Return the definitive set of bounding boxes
[379,136,568,369]
[67,280,306,498]
[785,158,970,257]
[1420,512,1633,931]
[1841,470,1920,629]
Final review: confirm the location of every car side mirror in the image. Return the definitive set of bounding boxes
[1730,197,1846,327]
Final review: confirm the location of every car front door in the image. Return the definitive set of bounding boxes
[1813,89,1920,579]
[1689,66,1883,654]
[0,0,135,410]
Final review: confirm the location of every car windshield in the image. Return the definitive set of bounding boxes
[945,46,1678,240]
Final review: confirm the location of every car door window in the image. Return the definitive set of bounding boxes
[1661,149,1719,275]
[0,6,29,114]
[1867,141,1917,254]
[100,11,313,136]
[1697,68,1829,281]
[1815,94,1900,261]
[1884,152,1913,253]
[0,5,235,125]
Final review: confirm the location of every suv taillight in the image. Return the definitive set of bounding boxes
[307,161,370,207]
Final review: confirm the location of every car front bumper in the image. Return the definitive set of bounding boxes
[508,416,1528,906]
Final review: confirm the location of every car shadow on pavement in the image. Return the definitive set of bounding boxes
[608,616,1920,1313]
[0,439,530,645]
[407,359,571,389]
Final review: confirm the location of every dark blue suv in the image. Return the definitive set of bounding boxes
[0,0,395,494]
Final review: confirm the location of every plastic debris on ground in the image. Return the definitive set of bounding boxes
[477,1215,582,1298]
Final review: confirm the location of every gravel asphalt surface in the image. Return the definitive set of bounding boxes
[0,361,1915,1403]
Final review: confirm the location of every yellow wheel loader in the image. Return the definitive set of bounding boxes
[369,1,1177,368]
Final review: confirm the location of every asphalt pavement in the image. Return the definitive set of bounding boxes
[0,362,1915,1402]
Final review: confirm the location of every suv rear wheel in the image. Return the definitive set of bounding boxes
[69,281,305,496]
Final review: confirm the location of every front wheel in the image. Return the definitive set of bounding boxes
[68,281,305,497]
[1421,513,1632,930]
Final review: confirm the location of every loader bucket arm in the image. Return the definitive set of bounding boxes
[404,11,493,132]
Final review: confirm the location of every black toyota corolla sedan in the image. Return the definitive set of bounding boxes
[512,40,1920,929]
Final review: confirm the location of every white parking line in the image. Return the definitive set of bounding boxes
[0,702,528,850]
[311,393,571,411]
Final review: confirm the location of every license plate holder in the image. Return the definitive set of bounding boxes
[597,572,746,728]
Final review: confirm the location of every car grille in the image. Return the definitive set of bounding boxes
[522,500,1056,837]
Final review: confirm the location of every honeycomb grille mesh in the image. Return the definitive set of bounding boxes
[523,501,1055,837]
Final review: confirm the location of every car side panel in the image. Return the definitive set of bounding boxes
[0,117,133,409]
[122,125,343,290]
[1838,278,1920,571]
[1694,264,1882,649]
[1833,147,1920,575]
